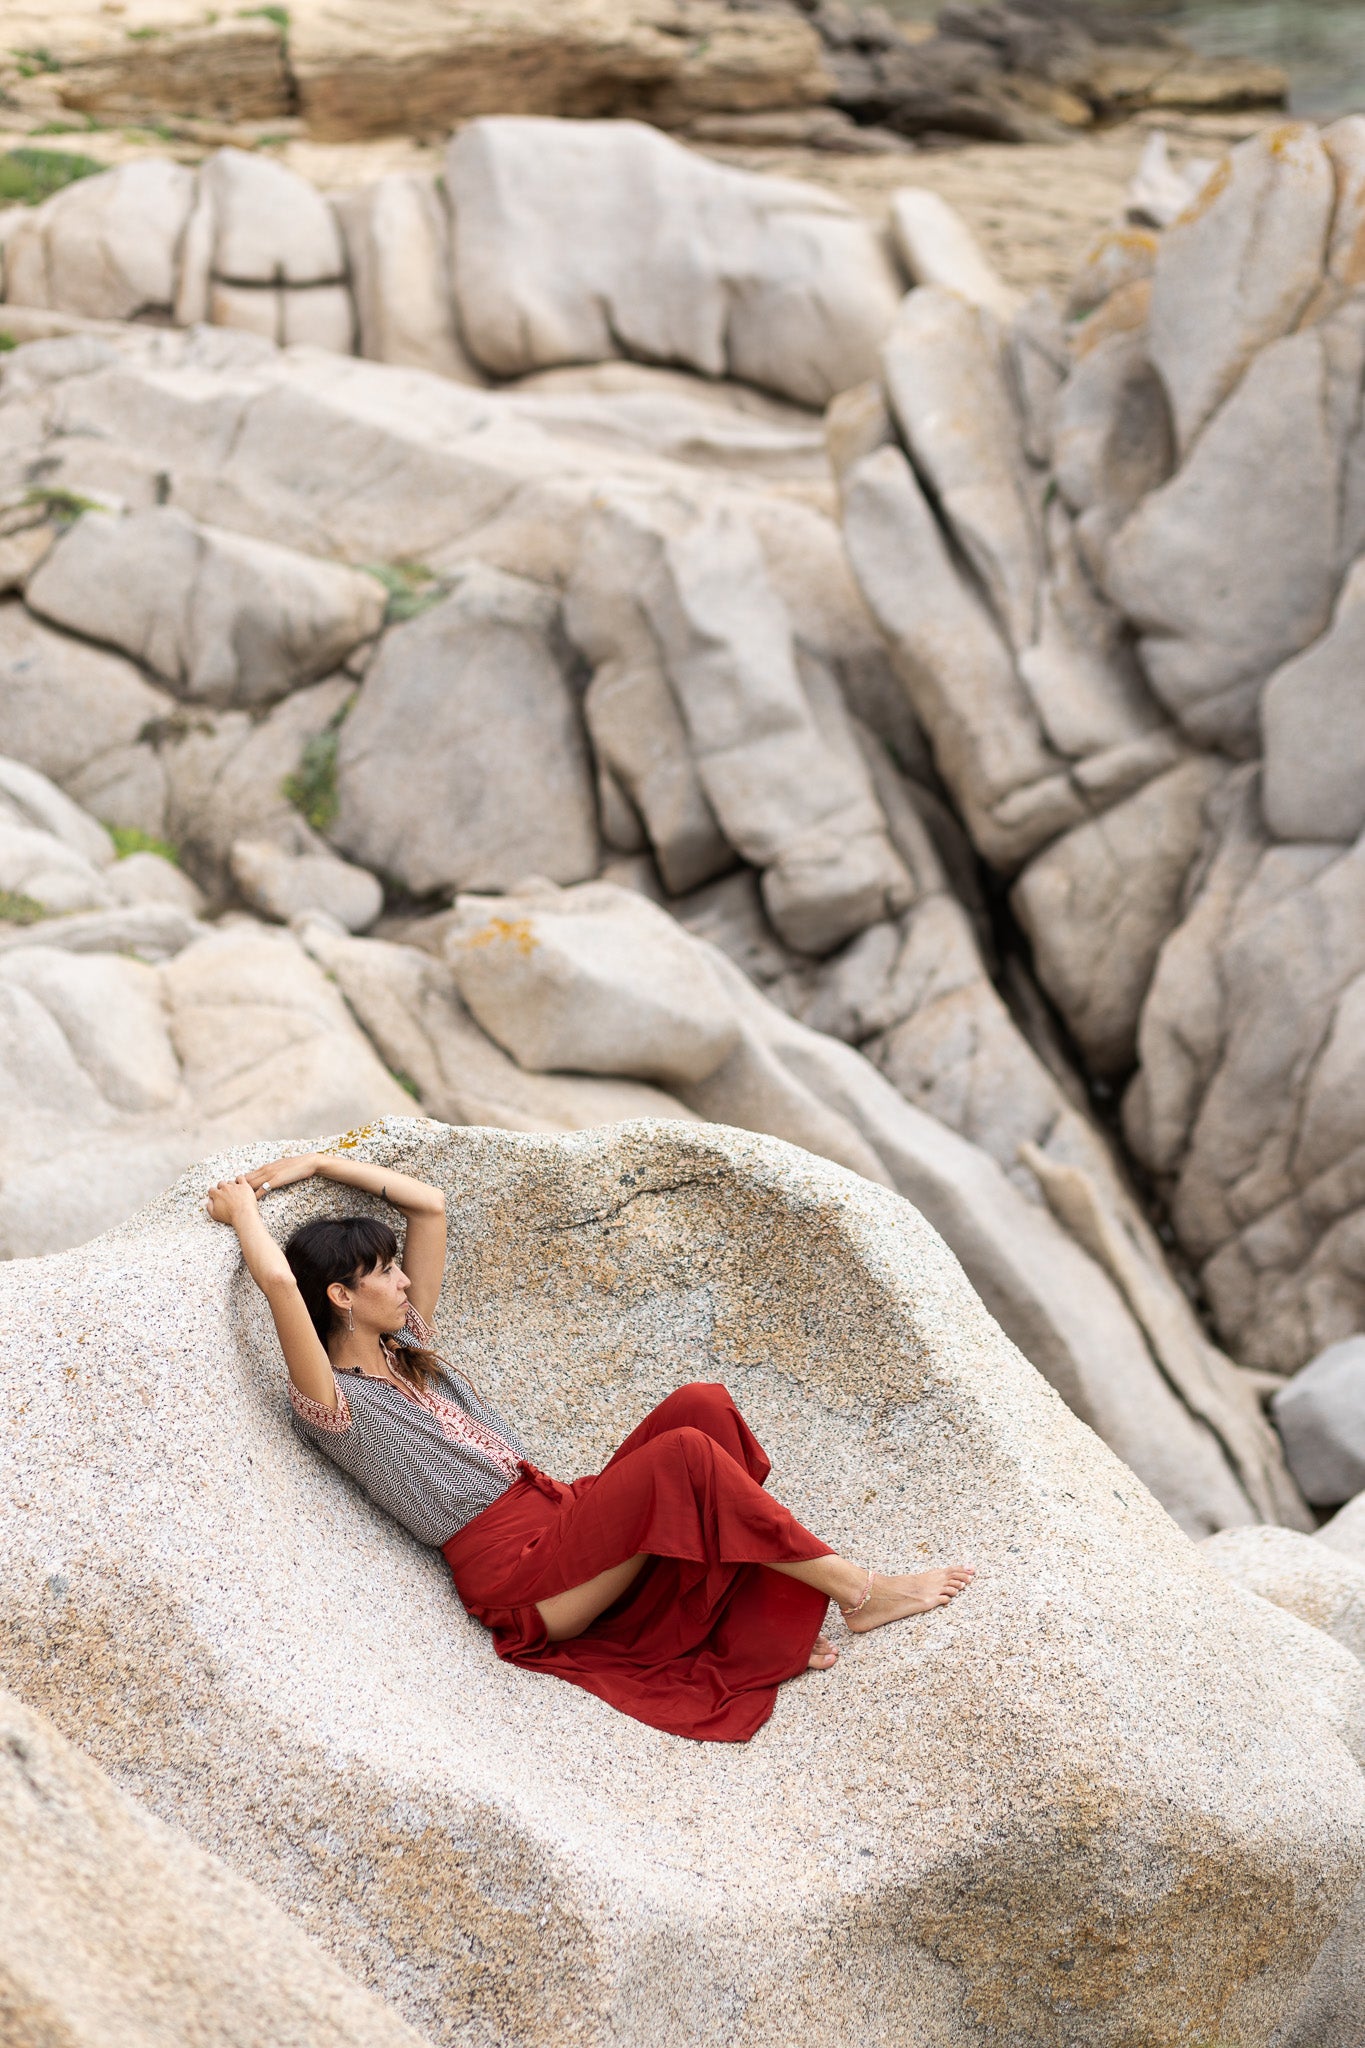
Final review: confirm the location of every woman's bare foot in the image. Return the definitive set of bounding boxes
[842,1567,975,1634]
[807,1633,839,1670]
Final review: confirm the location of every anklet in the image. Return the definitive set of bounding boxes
[840,1567,874,1618]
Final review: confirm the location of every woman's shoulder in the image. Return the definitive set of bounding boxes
[288,1378,353,1437]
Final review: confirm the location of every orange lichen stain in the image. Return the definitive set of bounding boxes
[459,916,539,958]
[1174,153,1232,228]
[328,1122,380,1153]
[1267,121,1312,161]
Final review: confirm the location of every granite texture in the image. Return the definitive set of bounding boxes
[0,1115,1360,2045]
[0,1685,430,2047]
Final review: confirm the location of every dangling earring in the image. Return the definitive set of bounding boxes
[347,1304,355,1333]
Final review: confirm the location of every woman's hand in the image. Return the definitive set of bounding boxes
[206,1175,265,1226]
[242,1154,320,1199]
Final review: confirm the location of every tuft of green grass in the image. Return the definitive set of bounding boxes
[282,695,353,835]
[0,147,102,206]
[389,1068,421,1101]
[10,47,62,78]
[0,888,47,925]
[23,485,105,527]
[237,4,290,30]
[362,560,447,627]
[124,25,164,39]
[107,824,181,866]
[0,333,16,354]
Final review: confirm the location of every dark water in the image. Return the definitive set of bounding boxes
[872,0,1365,117]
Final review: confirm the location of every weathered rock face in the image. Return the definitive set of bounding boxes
[1124,781,1365,1374]
[0,1117,1360,2046]
[0,121,906,408]
[840,112,1365,1387]
[26,506,385,707]
[0,1686,428,2048]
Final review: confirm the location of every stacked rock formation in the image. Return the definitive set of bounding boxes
[0,113,1360,1545]
[4,100,1365,2045]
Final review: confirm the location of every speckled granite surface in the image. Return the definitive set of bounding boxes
[0,1115,1360,2045]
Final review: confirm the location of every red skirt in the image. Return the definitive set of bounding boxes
[442,1382,834,1743]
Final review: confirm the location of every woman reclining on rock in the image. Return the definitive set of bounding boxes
[207,1151,974,1743]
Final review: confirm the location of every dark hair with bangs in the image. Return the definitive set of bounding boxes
[284,1214,444,1393]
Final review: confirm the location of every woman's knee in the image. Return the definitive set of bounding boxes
[665,1380,735,1421]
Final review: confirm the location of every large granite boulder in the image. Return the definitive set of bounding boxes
[446,117,903,407]
[333,172,483,383]
[0,1686,426,2048]
[331,565,600,898]
[2,158,196,324]
[0,1116,1360,2045]
[1201,1523,1365,1660]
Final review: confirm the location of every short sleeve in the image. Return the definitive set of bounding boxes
[289,1378,352,1436]
[403,1302,435,1347]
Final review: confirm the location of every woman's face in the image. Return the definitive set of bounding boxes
[346,1255,411,1333]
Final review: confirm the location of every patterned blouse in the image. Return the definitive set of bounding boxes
[288,1303,530,1546]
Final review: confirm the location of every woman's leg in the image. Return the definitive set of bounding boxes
[769,1554,976,1629]
[533,1417,830,1641]
[539,1554,649,1642]
[533,1415,974,1644]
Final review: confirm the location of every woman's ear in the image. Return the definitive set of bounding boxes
[326,1281,351,1314]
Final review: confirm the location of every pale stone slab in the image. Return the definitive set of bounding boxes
[332,565,600,898]
[888,188,1020,322]
[447,116,902,407]
[26,506,385,707]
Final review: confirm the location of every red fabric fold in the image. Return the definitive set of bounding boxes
[442,1382,833,1742]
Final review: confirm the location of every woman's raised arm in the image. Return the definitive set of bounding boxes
[241,1153,448,1330]
[206,1175,338,1410]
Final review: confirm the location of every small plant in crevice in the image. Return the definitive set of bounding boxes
[107,824,181,866]
[23,485,104,527]
[237,4,290,34]
[389,1069,422,1101]
[0,888,47,925]
[10,47,62,78]
[0,146,101,205]
[282,695,354,835]
[362,560,448,626]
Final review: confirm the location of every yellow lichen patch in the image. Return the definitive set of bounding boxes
[326,1122,381,1153]
[458,915,539,958]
